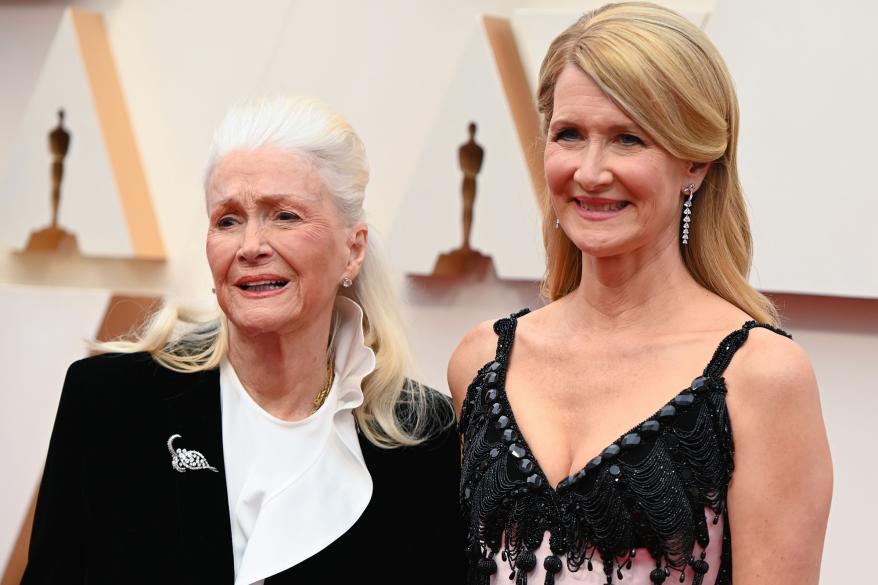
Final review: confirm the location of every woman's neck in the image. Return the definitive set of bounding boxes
[564,236,707,334]
[227,312,333,421]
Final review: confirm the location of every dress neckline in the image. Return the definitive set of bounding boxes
[474,312,789,494]
[497,374,717,494]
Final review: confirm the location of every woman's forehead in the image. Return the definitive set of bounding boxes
[551,65,632,124]
[206,148,327,206]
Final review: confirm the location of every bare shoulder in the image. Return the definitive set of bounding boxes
[447,319,499,417]
[730,326,817,401]
[725,325,824,456]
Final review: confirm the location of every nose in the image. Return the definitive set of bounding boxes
[573,143,613,192]
[237,222,273,263]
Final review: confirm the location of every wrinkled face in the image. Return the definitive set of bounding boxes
[206,147,365,337]
[544,63,704,258]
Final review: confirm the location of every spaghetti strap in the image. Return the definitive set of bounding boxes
[491,308,530,365]
[703,321,792,378]
[457,309,530,433]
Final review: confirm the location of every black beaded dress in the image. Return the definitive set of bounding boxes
[459,310,791,585]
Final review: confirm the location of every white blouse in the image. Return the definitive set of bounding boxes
[220,297,376,585]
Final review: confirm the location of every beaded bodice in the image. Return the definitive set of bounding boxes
[459,310,791,585]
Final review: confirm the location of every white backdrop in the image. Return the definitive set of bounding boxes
[706,0,878,297]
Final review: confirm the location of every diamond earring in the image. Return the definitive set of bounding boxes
[341,276,353,288]
[681,183,696,245]
[554,218,560,230]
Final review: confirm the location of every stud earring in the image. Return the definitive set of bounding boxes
[211,287,216,294]
[341,276,353,288]
[554,218,560,230]
[681,183,696,245]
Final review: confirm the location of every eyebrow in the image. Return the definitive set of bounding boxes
[548,117,641,133]
[209,192,315,208]
[607,123,643,134]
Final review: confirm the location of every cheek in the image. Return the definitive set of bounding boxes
[614,158,672,201]
[272,230,347,278]
[205,235,236,279]
[543,149,575,195]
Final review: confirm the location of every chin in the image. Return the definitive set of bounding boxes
[228,317,289,337]
[571,235,625,258]
[225,304,301,337]
[569,225,650,258]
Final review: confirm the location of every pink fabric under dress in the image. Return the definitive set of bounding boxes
[459,310,791,585]
[494,515,723,584]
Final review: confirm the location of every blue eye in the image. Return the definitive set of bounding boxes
[276,211,300,221]
[618,133,644,146]
[552,128,581,142]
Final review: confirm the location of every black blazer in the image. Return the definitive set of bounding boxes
[22,352,465,585]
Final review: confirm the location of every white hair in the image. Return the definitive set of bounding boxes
[97,97,450,448]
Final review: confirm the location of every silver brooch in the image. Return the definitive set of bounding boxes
[167,433,219,473]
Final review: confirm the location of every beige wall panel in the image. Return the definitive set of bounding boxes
[71,9,165,260]
[706,0,878,297]
[389,16,545,280]
[0,9,132,257]
[766,294,878,584]
[0,8,164,260]
[0,285,111,574]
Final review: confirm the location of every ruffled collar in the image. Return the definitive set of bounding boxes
[220,296,376,585]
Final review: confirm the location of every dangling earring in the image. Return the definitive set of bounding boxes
[681,183,696,245]
[341,275,353,288]
[554,218,560,230]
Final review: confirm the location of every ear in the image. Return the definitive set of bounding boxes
[684,161,711,193]
[344,223,368,280]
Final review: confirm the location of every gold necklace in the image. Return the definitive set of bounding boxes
[311,356,335,413]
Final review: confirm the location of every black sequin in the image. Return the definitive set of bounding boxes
[672,392,695,408]
[601,444,621,460]
[517,458,535,474]
[657,405,677,420]
[621,433,642,449]
[690,376,708,392]
[508,444,526,459]
[640,420,661,436]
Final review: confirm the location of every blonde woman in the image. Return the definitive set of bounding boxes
[449,3,831,584]
[24,98,464,584]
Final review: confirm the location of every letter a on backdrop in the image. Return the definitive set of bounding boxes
[0,8,165,260]
[390,15,545,280]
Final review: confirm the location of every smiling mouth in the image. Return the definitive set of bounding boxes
[237,279,289,292]
[577,200,629,211]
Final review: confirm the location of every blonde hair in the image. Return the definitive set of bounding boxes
[97,97,450,448]
[536,2,778,324]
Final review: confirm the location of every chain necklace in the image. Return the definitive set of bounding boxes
[311,355,336,413]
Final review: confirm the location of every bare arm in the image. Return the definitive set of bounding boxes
[447,320,497,420]
[726,330,832,584]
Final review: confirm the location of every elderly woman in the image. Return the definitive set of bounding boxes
[450,3,831,585]
[24,98,464,584]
